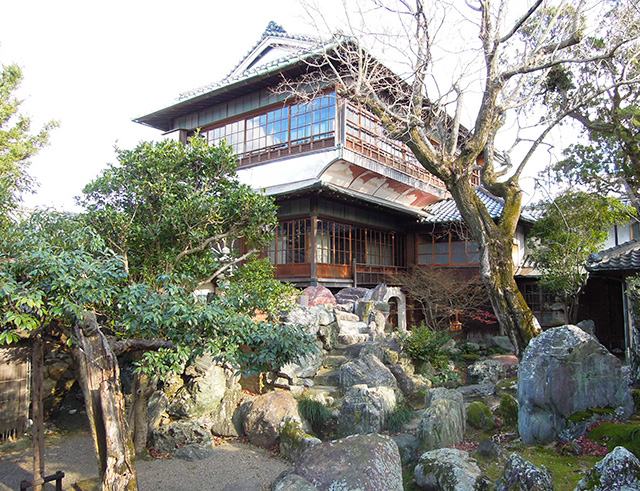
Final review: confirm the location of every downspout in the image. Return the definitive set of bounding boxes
[622,278,632,364]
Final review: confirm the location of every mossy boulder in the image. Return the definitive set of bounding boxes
[279,420,321,462]
[518,326,633,444]
[467,401,495,430]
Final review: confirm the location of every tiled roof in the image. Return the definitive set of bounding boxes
[586,240,640,272]
[421,188,535,223]
[178,22,324,101]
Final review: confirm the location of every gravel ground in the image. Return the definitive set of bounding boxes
[0,432,291,490]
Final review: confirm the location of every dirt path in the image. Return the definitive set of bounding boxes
[0,432,291,490]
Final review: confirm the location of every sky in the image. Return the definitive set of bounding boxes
[1,0,309,211]
[1,0,573,212]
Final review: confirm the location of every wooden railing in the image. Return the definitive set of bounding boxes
[354,262,406,286]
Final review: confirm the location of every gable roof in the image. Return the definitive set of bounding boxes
[420,187,536,224]
[135,22,330,131]
[587,240,640,272]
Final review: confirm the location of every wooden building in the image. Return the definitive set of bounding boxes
[135,22,536,322]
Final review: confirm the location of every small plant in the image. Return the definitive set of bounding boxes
[430,366,462,388]
[404,324,452,370]
[386,404,414,433]
[298,397,332,436]
[496,393,518,426]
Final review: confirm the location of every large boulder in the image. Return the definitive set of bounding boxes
[414,448,486,491]
[300,286,337,307]
[279,420,321,462]
[167,357,228,419]
[335,310,370,345]
[575,446,640,491]
[366,283,388,302]
[243,390,305,448]
[418,388,465,450]
[285,306,320,337]
[518,325,633,444]
[273,474,318,491]
[496,453,553,491]
[292,434,403,490]
[335,287,370,304]
[339,384,397,434]
[339,353,398,390]
[281,343,325,380]
[468,359,509,384]
[209,387,247,437]
[149,419,212,454]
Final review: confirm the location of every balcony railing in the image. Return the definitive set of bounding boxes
[354,263,406,286]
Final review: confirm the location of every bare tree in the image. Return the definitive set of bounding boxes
[282,0,640,355]
[393,266,492,331]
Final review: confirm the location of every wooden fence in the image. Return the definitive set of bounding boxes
[0,345,30,440]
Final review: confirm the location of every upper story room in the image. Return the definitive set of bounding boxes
[134,22,482,214]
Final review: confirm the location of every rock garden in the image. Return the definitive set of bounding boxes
[120,283,639,490]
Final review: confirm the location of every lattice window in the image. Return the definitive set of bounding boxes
[267,218,310,264]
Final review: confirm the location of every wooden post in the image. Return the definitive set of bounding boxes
[31,334,45,491]
[73,312,138,491]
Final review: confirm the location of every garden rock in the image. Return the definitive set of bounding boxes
[174,444,214,461]
[576,319,596,337]
[272,474,318,491]
[339,353,398,390]
[293,434,403,491]
[300,285,336,307]
[335,287,370,304]
[149,419,212,454]
[366,283,388,301]
[339,384,397,434]
[518,325,633,444]
[167,360,227,419]
[285,307,320,337]
[496,453,553,491]
[575,446,640,491]
[392,433,421,465]
[281,344,324,380]
[315,306,335,326]
[209,387,247,437]
[243,390,306,448]
[389,362,429,397]
[279,421,321,462]
[418,388,465,450]
[414,448,486,491]
[468,359,508,384]
[147,391,169,433]
[457,382,495,402]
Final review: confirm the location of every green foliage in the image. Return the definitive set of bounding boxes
[0,211,127,341]
[528,191,633,319]
[386,403,414,433]
[298,397,332,436]
[633,389,640,413]
[496,393,519,426]
[0,64,57,229]
[467,401,495,430]
[588,422,640,457]
[404,324,451,370]
[430,367,461,388]
[79,137,277,288]
[220,258,299,321]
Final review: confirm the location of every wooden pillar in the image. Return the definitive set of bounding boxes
[310,198,318,286]
[31,334,45,491]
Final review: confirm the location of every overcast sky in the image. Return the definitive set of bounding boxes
[2,1,568,212]
[1,0,310,211]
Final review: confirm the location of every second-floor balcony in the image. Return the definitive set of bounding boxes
[196,91,469,190]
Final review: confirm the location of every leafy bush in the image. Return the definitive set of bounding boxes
[430,367,462,388]
[404,324,452,370]
[467,401,495,430]
[298,397,332,436]
[386,404,414,433]
[496,393,518,426]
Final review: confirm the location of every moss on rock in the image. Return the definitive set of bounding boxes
[467,401,495,431]
[496,393,518,427]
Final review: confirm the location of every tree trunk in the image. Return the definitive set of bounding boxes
[449,180,541,357]
[72,312,138,491]
[31,334,45,491]
[127,373,153,455]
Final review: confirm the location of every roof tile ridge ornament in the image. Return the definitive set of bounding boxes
[264,21,287,36]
